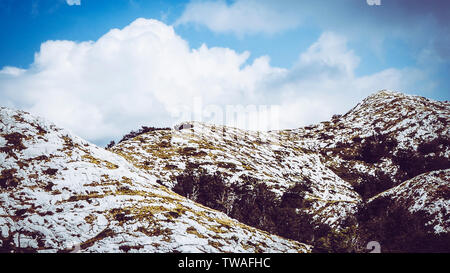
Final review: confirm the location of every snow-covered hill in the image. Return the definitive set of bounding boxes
[110,90,449,252]
[0,107,311,253]
[368,169,449,235]
[110,121,361,229]
[289,90,449,199]
[1,90,448,252]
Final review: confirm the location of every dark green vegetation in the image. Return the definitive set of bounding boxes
[324,134,450,200]
[394,136,450,182]
[172,130,450,253]
[173,169,363,252]
[356,196,450,253]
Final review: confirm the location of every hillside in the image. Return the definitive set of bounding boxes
[0,107,311,253]
[1,90,448,253]
[289,90,449,199]
[110,90,450,252]
[357,169,450,252]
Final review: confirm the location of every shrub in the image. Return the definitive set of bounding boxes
[173,169,229,212]
[312,223,360,253]
[0,169,19,189]
[106,140,115,149]
[353,170,394,200]
[358,134,397,164]
[117,126,171,144]
[394,147,450,182]
[173,170,333,249]
[357,199,450,253]
[279,180,312,208]
[417,136,450,154]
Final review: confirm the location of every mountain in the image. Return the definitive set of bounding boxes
[0,107,311,253]
[289,90,449,199]
[1,90,448,253]
[110,90,450,252]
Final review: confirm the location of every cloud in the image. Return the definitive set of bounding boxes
[0,66,26,76]
[66,0,81,6]
[175,0,301,36]
[297,32,360,77]
[177,0,450,63]
[0,19,428,145]
[263,33,427,129]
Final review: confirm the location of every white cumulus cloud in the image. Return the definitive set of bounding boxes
[0,18,427,145]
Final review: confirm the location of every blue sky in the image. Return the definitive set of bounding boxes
[0,0,449,144]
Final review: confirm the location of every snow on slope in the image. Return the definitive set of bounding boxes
[111,124,361,230]
[0,107,311,253]
[292,90,449,149]
[369,169,450,234]
[110,90,449,236]
[287,90,450,198]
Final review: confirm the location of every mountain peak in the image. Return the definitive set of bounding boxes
[370,89,403,97]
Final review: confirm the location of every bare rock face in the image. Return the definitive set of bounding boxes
[0,107,311,253]
[110,90,449,252]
